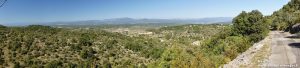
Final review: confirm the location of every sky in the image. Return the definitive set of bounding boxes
[0,0,290,24]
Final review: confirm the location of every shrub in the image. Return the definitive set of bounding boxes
[144,48,164,59]
[80,48,95,59]
[45,61,62,68]
[13,62,21,68]
[79,33,93,46]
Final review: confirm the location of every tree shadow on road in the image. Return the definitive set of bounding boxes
[288,43,300,48]
[286,33,300,39]
[285,35,300,39]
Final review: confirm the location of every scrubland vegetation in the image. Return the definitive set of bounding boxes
[0,24,228,67]
[5,0,300,67]
[0,10,270,68]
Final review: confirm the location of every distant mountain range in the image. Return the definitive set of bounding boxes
[5,17,233,26]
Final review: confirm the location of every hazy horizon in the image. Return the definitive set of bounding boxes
[2,17,233,26]
[0,0,289,24]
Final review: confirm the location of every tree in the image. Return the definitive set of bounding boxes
[80,48,96,59]
[79,33,93,46]
[270,0,300,32]
[233,10,269,42]
[233,10,264,35]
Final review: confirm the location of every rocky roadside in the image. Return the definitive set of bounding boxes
[222,32,272,68]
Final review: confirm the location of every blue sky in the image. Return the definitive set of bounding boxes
[0,0,290,24]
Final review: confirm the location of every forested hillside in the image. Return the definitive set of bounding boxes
[0,13,270,67]
[0,0,295,67]
[270,0,300,33]
[0,24,230,67]
[0,25,166,67]
[0,10,272,68]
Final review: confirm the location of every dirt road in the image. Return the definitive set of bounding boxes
[264,31,300,68]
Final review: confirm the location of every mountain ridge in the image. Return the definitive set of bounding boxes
[33,17,233,26]
[2,17,233,26]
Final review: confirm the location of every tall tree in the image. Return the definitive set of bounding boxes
[233,10,269,42]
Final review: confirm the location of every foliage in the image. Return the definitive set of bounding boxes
[0,24,170,67]
[198,10,270,67]
[233,10,269,42]
[45,61,62,68]
[80,48,96,59]
[270,0,300,33]
[0,22,267,68]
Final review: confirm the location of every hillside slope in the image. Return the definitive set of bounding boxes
[0,24,230,68]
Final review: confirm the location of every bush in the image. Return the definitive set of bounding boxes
[201,10,270,67]
[248,33,264,43]
[45,61,62,68]
[79,33,93,46]
[144,48,164,59]
[190,53,214,68]
[9,41,22,51]
[80,48,95,59]
[223,36,250,59]
[13,62,21,68]
[233,10,268,36]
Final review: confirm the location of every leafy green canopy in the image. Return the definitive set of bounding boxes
[233,10,269,42]
[200,10,270,67]
[270,0,300,33]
